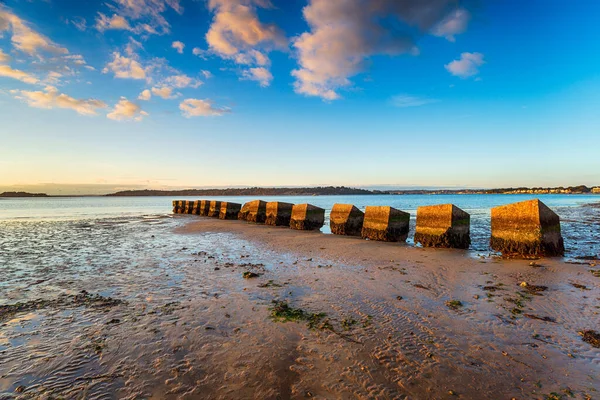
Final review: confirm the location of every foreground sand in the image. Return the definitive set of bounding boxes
[1,216,599,399]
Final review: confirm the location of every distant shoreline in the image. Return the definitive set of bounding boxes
[2,185,599,198]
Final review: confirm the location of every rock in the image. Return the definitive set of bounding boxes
[361,206,410,242]
[239,200,268,223]
[198,200,211,216]
[208,200,222,218]
[219,202,242,220]
[265,202,295,226]
[414,204,470,249]
[330,204,364,236]
[490,199,565,257]
[290,204,325,231]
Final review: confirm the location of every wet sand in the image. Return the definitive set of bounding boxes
[1,216,599,399]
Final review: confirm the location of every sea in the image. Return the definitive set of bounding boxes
[1,194,599,260]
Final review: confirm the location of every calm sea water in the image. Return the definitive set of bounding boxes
[0,194,599,258]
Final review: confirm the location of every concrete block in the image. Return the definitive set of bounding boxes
[219,202,242,220]
[239,200,268,223]
[490,199,564,257]
[208,201,222,218]
[290,204,325,231]
[330,204,364,236]
[361,206,410,242]
[265,202,294,226]
[198,200,211,216]
[414,204,470,249]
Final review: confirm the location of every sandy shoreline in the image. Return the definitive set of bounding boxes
[174,217,600,399]
[1,215,599,399]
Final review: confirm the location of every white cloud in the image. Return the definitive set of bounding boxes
[201,70,213,79]
[0,8,69,56]
[164,73,202,88]
[103,52,146,79]
[107,97,148,121]
[0,49,10,63]
[192,47,208,58]
[179,98,230,117]
[206,0,286,85]
[391,94,438,108]
[11,86,107,115]
[292,0,472,100]
[172,40,185,54]
[45,71,62,85]
[138,89,151,100]
[101,0,183,35]
[242,67,272,87]
[67,17,87,32]
[0,64,39,84]
[95,13,132,31]
[431,9,470,42]
[151,86,175,99]
[445,52,485,78]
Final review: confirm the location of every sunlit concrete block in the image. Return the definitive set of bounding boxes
[173,200,181,214]
[361,206,410,242]
[490,199,564,257]
[208,201,222,218]
[219,202,242,220]
[265,202,294,226]
[198,200,211,216]
[330,204,364,236]
[290,204,325,231]
[191,200,202,215]
[414,204,470,249]
[183,200,195,214]
[239,200,268,223]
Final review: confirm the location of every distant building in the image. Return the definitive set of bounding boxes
[592,187,600,194]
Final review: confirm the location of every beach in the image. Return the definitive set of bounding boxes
[1,203,599,399]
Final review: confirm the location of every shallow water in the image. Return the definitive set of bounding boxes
[2,194,598,257]
[0,196,599,399]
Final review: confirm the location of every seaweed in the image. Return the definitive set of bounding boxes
[579,330,600,348]
[445,300,463,310]
[268,301,329,331]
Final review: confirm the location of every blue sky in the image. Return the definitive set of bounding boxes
[1,0,599,194]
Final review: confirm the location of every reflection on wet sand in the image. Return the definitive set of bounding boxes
[0,215,599,399]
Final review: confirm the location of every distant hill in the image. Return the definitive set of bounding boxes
[0,191,49,197]
[106,186,384,197]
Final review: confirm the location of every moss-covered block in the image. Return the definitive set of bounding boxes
[208,200,222,218]
[490,199,564,257]
[361,206,410,242]
[219,202,242,220]
[239,200,268,223]
[198,200,211,216]
[265,202,294,226]
[414,204,470,249]
[330,204,364,236]
[290,204,325,231]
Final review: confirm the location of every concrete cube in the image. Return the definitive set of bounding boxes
[414,204,470,249]
[490,199,564,257]
[239,200,268,223]
[198,200,211,216]
[290,204,325,231]
[184,200,195,214]
[265,202,294,226]
[173,200,180,214]
[330,204,364,236]
[219,202,242,220]
[208,201,222,218]
[361,206,410,242]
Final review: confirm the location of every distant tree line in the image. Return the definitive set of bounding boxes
[0,191,48,197]
[106,186,387,197]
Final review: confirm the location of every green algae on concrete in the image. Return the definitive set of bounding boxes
[290,204,325,231]
[361,206,410,242]
[330,204,364,236]
[414,204,471,249]
[208,200,222,218]
[265,202,295,226]
[219,202,242,220]
[490,199,565,257]
[239,200,268,223]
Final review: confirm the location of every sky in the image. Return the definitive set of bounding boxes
[1,0,599,195]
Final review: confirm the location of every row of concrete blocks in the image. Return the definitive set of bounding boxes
[173,199,565,257]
